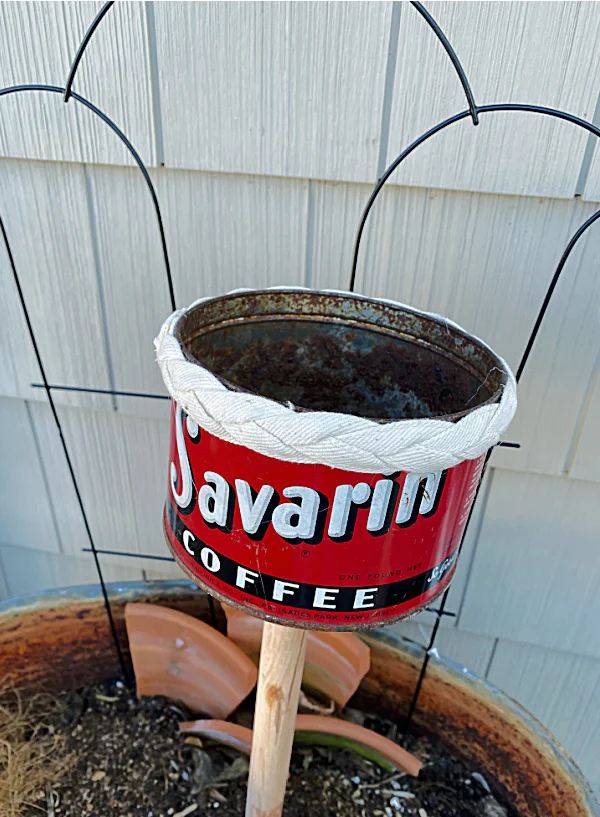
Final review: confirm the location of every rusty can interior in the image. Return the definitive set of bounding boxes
[175,290,509,422]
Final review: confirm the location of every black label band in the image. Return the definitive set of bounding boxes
[166,501,456,614]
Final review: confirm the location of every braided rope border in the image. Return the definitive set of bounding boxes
[155,289,517,474]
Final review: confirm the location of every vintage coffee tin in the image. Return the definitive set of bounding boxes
[157,289,515,630]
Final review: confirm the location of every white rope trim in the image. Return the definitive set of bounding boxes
[155,288,517,474]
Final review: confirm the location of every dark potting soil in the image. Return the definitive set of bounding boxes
[31,681,517,817]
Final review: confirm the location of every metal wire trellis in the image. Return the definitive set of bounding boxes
[0,1,597,728]
[63,0,115,103]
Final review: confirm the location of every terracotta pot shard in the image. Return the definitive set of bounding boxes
[223,604,370,707]
[180,719,253,755]
[180,715,421,777]
[125,603,257,718]
[294,714,422,777]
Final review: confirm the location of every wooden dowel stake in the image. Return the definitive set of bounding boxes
[245,621,307,817]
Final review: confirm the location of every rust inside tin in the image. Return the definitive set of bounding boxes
[175,290,508,421]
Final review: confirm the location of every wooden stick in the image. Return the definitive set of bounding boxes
[245,621,307,817]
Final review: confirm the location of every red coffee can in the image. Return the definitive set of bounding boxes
[156,289,515,630]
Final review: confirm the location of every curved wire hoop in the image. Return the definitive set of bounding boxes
[355,104,600,730]
[0,82,178,681]
[410,1,479,126]
[61,1,481,139]
[63,1,115,102]
[0,84,175,311]
[350,102,600,383]
[516,207,600,381]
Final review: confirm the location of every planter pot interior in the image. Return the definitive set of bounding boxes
[0,581,597,817]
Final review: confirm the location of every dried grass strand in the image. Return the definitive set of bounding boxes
[0,677,71,817]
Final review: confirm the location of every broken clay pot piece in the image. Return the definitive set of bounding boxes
[180,715,421,777]
[223,604,370,707]
[294,715,422,776]
[180,719,253,755]
[125,603,257,718]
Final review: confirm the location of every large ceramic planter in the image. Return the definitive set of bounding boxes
[0,581,597,817]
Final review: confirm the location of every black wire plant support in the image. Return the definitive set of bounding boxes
[1,1,598,724]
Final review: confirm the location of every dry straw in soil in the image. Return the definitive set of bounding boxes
[0,679,71,817]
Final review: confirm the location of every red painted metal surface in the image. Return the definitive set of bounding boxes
[164,403,485,630]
